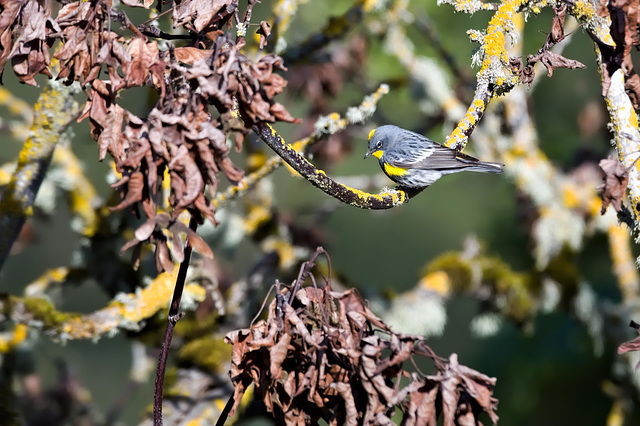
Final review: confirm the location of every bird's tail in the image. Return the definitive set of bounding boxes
[454,151,504,174]
[464,161,504,174]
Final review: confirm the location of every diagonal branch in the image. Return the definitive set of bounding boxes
[0,65,80,273]
[253,122,423,209]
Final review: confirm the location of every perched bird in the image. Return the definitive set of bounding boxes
[364,125,504,188]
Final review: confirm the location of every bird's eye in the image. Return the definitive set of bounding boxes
[376,141,382,149]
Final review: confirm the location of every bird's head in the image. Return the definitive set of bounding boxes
[364,125,397,160]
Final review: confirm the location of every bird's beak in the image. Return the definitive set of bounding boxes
[364,149,373,159]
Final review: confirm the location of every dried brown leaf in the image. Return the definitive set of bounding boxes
[0,1,22,78]
[170,229,186,264]
[110,172,145,211]
[130,243,142,271]
[125,37,159,87]
[7,0,52,86]
[219,156,244,184]
[173,0,234,32]
[538,50,586,77]
[154,234,174,273]
[170,221,214,259]
[402,381,438,426]
[598,156,629,214]
[551,5,567,43]
[625,72,640,107]
[98,103,125,161]
[134,218,158,242]
[174,47,211,65]
[270,102,301,123]
[269,334,295,382]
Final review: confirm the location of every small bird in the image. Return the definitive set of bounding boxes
[364,125,504,188]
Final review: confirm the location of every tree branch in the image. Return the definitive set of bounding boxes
[253,122,423,209]
[0,67,80,274]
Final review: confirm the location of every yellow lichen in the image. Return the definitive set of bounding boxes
[418,271,451,296]
[114,269,205,323]
[608,224,639,301]
[243,204,272,233]
[0,324,28,353]
[561,185,580,209]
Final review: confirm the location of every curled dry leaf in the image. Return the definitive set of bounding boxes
[538,50,586,77]
[598,156,629,214]
[110,171,145,212]
[224,249,498,425]
[124,37,160,87]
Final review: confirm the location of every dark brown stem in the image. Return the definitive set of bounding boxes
[215,394,236,426]
[152,216,199,426]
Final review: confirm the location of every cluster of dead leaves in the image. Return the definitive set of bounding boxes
[0,1,300,271]
[510,5,585,86]
[224,256,499,425]
[0,0,56,85]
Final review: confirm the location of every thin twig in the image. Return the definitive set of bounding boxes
[143,6,174,25]
[152,216,199,426]
[139,24,195,41]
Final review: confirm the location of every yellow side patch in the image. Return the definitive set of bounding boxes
[383,162,408,177]
[372,150,383,159]
[368,128,376,141]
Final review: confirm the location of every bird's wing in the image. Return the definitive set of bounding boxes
[388,144,481,170]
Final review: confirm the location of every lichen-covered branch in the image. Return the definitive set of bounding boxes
[0,267,205,341]
[254,122,422,209]
[377,237,543,337]
[599,65,640,224]
[52,146,102,237]
[0,71,80,272]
